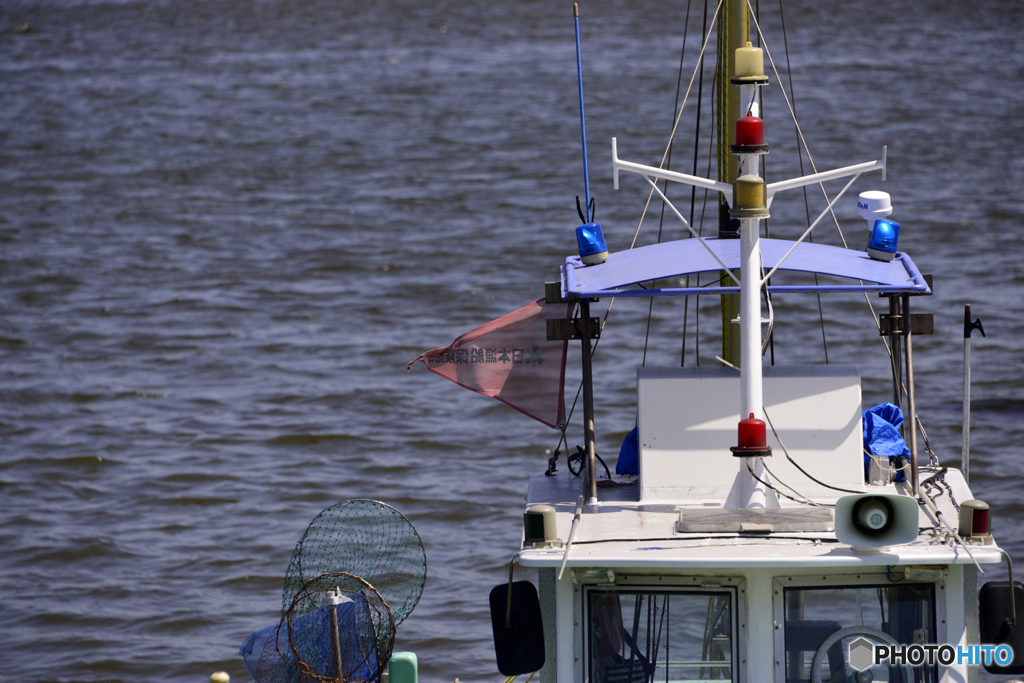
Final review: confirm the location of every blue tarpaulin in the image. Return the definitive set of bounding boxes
[863,402,909,483]
[616,427,639,476]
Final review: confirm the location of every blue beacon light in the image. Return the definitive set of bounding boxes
[867,219,900,262]
[576,222,608,265]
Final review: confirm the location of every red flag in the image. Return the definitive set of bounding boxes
[407,299,572,428]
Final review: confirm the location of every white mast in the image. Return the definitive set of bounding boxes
[610,32,886,510]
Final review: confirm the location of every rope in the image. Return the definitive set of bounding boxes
[863,449,911,473]
[683,67,718,368]
[556,2,940,485]
[917,415,939,466]
[568,444,612,480]
[760,257,774,358]
[761,460,832,507]
[777,0,829,363]
[552,4,725,466]
[745,460,830,508]
[644,1,697,368]
[748,1,894,358]
[751,1,944,473]
[499,670,536,683]
[681,0,712,368]
[763,406,862,494]
[627,0,724,251]
[920,467,960,513]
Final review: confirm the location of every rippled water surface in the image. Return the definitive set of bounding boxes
[2,0,1023,681]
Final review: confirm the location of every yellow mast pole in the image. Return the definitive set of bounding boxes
[719,0,748,366]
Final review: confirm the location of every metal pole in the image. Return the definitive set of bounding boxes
[962,303,972,485]
[889,295,902,413]
[506,555,517,628]
[961,304,986,485]
[574,5,596,505]
[573,3,592,222]
[718,0,748,366]
[580,299,598,505]
[903,294,918,497]
[329,600,345,683]
[739,215,762,421]
[996,547,1017,627]
[557,481,587,580]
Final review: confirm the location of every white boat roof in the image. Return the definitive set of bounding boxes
[518,467,1002,570]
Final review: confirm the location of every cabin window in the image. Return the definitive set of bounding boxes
[587,588,735,683]
[783,584,937,683]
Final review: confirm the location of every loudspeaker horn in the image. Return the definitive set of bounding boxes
[834,494,919,547]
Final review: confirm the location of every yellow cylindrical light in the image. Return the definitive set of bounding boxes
[735,41,764,79]
[734,174,765,209]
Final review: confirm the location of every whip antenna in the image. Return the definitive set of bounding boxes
[574,3,592,222]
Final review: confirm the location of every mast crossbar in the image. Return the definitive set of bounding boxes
[766,150,886,197]
[613,138,734,202]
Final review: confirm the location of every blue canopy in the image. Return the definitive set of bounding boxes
[561,237,930,298]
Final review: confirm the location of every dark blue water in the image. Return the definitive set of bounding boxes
[2,0,1022,681]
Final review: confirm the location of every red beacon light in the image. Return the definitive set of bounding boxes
[730,111,768,157]
[736,111,765,147]
[730,412,773,457]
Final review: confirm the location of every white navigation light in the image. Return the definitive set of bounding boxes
[857,191,893,234]
[734,41,765,80]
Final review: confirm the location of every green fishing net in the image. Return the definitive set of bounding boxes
[282,500,427,626]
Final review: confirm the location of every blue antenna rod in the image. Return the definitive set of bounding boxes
[574,3,591,223]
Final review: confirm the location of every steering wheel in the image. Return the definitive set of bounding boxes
[810,625,915,683]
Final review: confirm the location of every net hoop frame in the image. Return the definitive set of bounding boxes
[276,571,396,683]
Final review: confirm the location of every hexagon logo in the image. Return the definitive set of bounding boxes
[848,637,875,671]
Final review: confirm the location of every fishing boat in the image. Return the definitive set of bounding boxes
[410,3,1021,683]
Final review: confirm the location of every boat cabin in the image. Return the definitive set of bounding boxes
[520,431,993,683]
[482,15,1017,683]
[497,235,1010,683]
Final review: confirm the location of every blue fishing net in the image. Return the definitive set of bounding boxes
[242,572,393,683]
[240,500,426,683]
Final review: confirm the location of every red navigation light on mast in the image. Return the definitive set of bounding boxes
[736,112,764,147]
[730,413,773,457]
